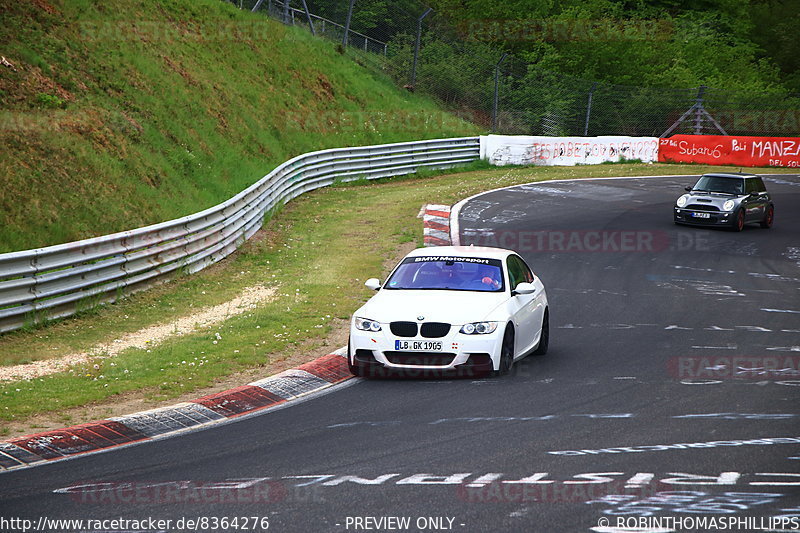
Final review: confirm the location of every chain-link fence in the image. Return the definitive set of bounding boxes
[226,0,800,137]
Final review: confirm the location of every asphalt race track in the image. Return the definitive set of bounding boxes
[1,174,799,533]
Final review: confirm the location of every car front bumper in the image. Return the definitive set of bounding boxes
[674,207,734,226]
[349,324,504,377]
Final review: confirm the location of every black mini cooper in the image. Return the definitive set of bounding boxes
[674,173,774,231]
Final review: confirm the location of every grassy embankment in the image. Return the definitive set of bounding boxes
[0,0,476,252]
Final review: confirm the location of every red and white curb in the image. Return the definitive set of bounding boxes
[0,350,350,472]
[422,204,452,247]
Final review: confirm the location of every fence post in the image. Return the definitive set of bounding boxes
[492,53,508,132]
[584,82,597,136]
[410,7,433,88]
[299,0,315,35]
[342,0,356,48]
[283,0,290,24]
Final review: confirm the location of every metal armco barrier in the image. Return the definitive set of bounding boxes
[0,137,480,333]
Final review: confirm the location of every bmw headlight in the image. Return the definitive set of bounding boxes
[460,321,498,335]
[354,317,382,332]
[676,194,689,208]
[722,199,735,212]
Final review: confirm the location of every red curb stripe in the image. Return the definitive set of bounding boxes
[63,425,119,451]
[425,209,451,219]
[10,435,67,460]
[297,354,351,383]
[88,421,149,446]
[424,220,450,233]
[194,385,285,418]
[41,432,96,456]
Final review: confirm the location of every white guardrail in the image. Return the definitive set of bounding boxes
[0,137,480,333]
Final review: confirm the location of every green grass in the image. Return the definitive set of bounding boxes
[0,0,477,253]
[1,161,797,433]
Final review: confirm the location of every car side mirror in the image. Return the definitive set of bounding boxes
[684,186,692,192]
[365,278,381,291]
[512,282,536,295]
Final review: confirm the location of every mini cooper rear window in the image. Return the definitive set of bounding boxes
[386,257,505,292]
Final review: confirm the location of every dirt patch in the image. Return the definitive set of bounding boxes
[0,285,278,382]
[162,55,198,87]
[31,0,58,15]
[316,74,335,99]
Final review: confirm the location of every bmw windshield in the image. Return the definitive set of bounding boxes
[385,256,505,292]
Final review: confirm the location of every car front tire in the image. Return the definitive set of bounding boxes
[493,326,514,377]
[347,339,364,377]
[732,208,745,232]
[533,309,549,356]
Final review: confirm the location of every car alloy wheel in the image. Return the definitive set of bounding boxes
[733,208,745,232]
[760,206,774,229]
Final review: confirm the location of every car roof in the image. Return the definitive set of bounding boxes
[701,172,759,179]
[405,245,517,261]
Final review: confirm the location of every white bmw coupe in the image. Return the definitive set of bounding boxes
[348,246,549,377]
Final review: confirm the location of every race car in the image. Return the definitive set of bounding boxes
[674,173,774,231]
[348,246,549,377]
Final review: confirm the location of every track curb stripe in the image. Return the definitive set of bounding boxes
[423,204,452,247]
[0,352,350,472]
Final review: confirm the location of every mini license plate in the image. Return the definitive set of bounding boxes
[691,212,711,218]
[394,340,443,351]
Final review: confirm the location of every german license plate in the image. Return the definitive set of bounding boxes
[394,340,443,351]
[691,212,711,218]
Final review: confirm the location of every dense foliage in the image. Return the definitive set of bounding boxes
[310,0,798,94]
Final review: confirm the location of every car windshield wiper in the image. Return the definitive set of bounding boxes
[706,190,737,195]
